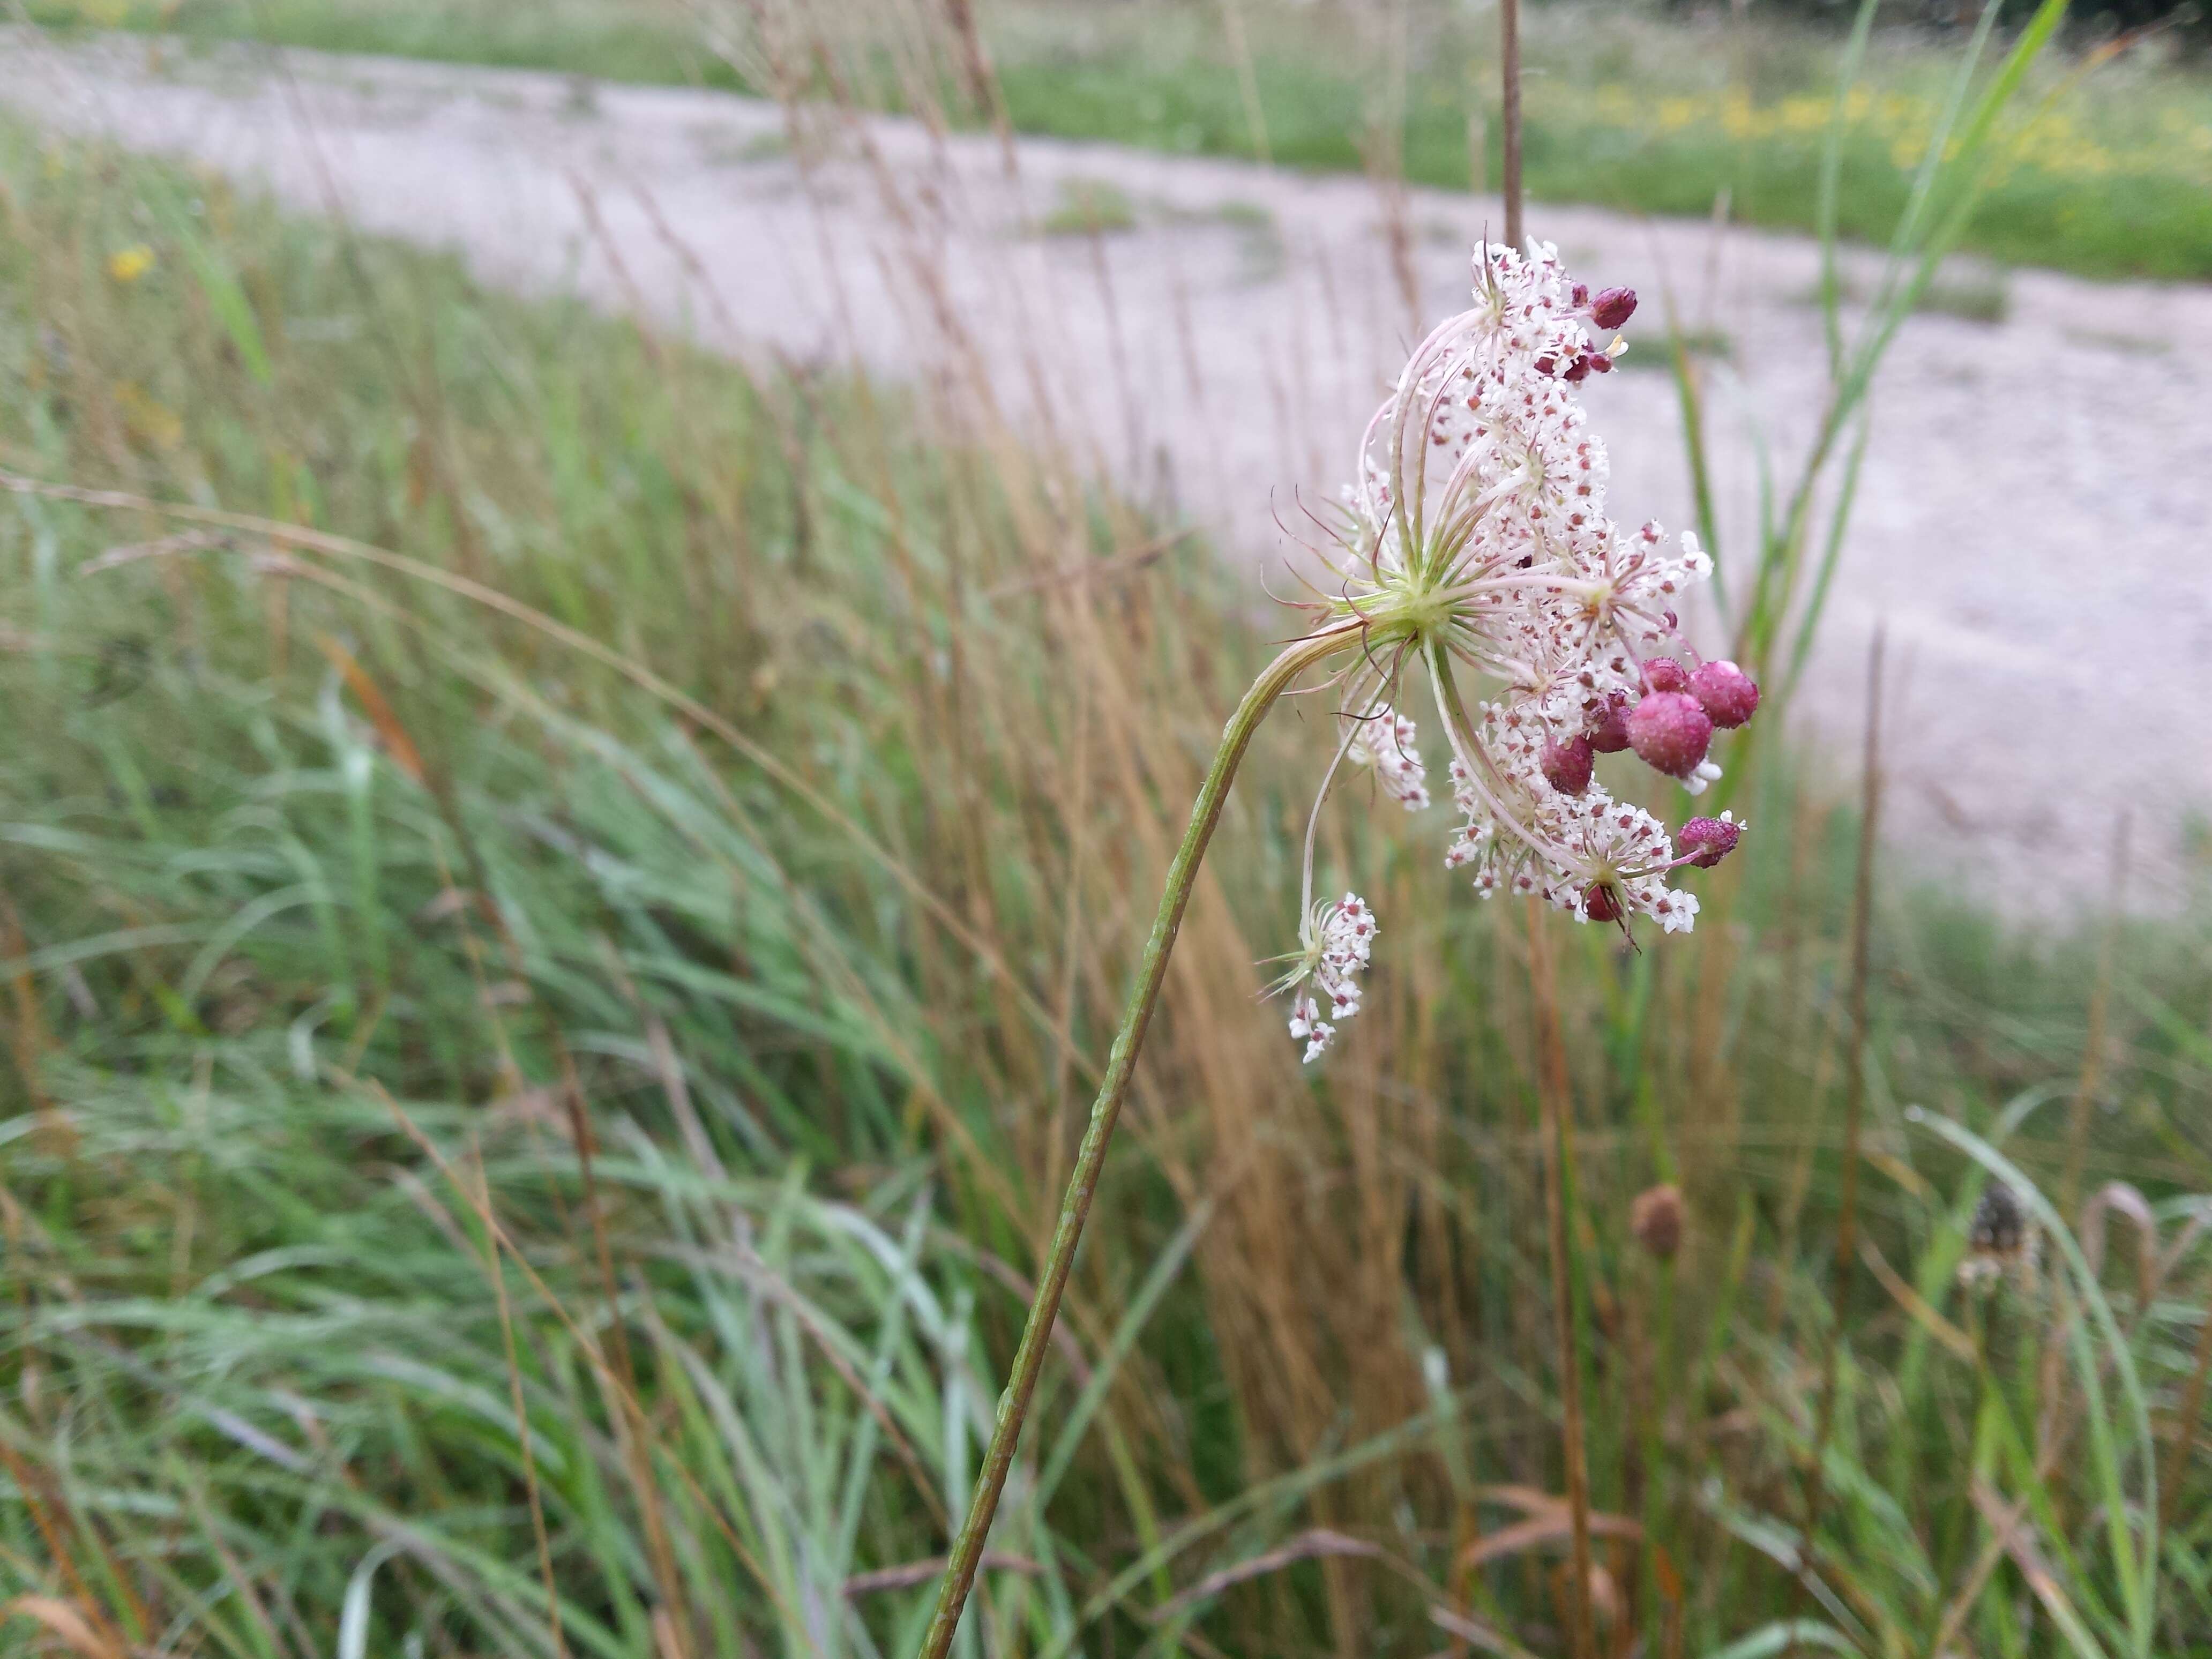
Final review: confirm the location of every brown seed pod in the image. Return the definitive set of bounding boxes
[1630,1183,1684,1260]
[1969,1182,2026,1260]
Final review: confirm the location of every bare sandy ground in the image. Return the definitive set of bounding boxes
[5,31,2208,908]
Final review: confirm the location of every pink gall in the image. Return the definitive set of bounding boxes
[1688,659,1760,729]
[1587,693,1632,754]
[1626,692,1713,779]
[1590,286,1638,331]
[1542,733,1595,795]
[1677,812,1743,869]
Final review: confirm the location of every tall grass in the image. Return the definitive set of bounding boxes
[2,28,2212,1659]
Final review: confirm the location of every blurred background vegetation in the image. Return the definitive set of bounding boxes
[23,0,2212,276]
[4,2,2212,1656]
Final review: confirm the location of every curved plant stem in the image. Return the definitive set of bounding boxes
[916,631,1341,1659]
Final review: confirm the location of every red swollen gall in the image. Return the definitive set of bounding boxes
[1626,692,1713,779]
[1590,286,1638,331]
[1542,733,1595,795]
[1587,693,1632,754]
[1688,659,1760,729]
[1677,814,1743,869]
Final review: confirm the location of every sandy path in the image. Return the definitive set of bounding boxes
[5,31,2207,907]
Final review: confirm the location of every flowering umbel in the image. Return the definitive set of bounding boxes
[1275,242,1757,1059]
[1275,893,1377,1062]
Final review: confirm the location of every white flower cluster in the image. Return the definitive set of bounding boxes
[1437,701,1699,932]
[1280,893,1377,1063]
[1277,243,1750,1061]
[1346,704,1430,811]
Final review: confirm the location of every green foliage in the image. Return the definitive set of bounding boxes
[1032,178,1139,237]
[28,0,2212,280]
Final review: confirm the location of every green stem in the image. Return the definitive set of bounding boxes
[917,631,1337,1659]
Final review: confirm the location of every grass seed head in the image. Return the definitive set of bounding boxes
[1630,1183,1685,1259]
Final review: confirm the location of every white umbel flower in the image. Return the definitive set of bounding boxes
[1272,244,1759,1063]
[1276,893,1377,1063]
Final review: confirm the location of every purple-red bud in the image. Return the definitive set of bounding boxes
[1587,350,1613,374]
[1542,733,1595,795]
[1534,353,1558,377]
[1688,658,1760,729]
[1626,692,1713,779]
[1563,356,1592,384]
[1586,693,1632,754]
[1677,814,1742,869]
[1590,286,1638,331]
[1583,880,1625,923]
[1641,656,1688,694]
[1571,282,1590,307]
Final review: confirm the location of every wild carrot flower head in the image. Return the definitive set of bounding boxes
[1272,893,1377,1063]
[1273,242,1757,1059]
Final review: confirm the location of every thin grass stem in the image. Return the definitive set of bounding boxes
[1790,626,1882,1658]
[1499,0,1522,250]
[2062,816,2130,1217]
[2161,1290,2212,1536]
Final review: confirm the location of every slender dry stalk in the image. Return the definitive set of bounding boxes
[2163,1290,2212,1534]
[466,1138,572,1659]
[1525,899,1596,1659]
[2062,814,2129,1217]
[939,0,1013,164]
[0,892,63,1139]
[2028,816,2133,1488]
[1930,1481,2031,1659]
[1499,0,1523,248]
[0,1437,134,1651]
[1790,626,1884,1655]
[1216,0,1274,167]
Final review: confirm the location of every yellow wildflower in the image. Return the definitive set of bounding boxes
[108,244,154,283]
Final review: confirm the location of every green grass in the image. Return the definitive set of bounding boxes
[1799,258,2014,322]
[6,111,2212,1655]
[23,0,2212,280]
[1032,177,1138,237]
[986,2,2212,282]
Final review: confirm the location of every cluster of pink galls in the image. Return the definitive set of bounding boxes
[1546,653,1757,907]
